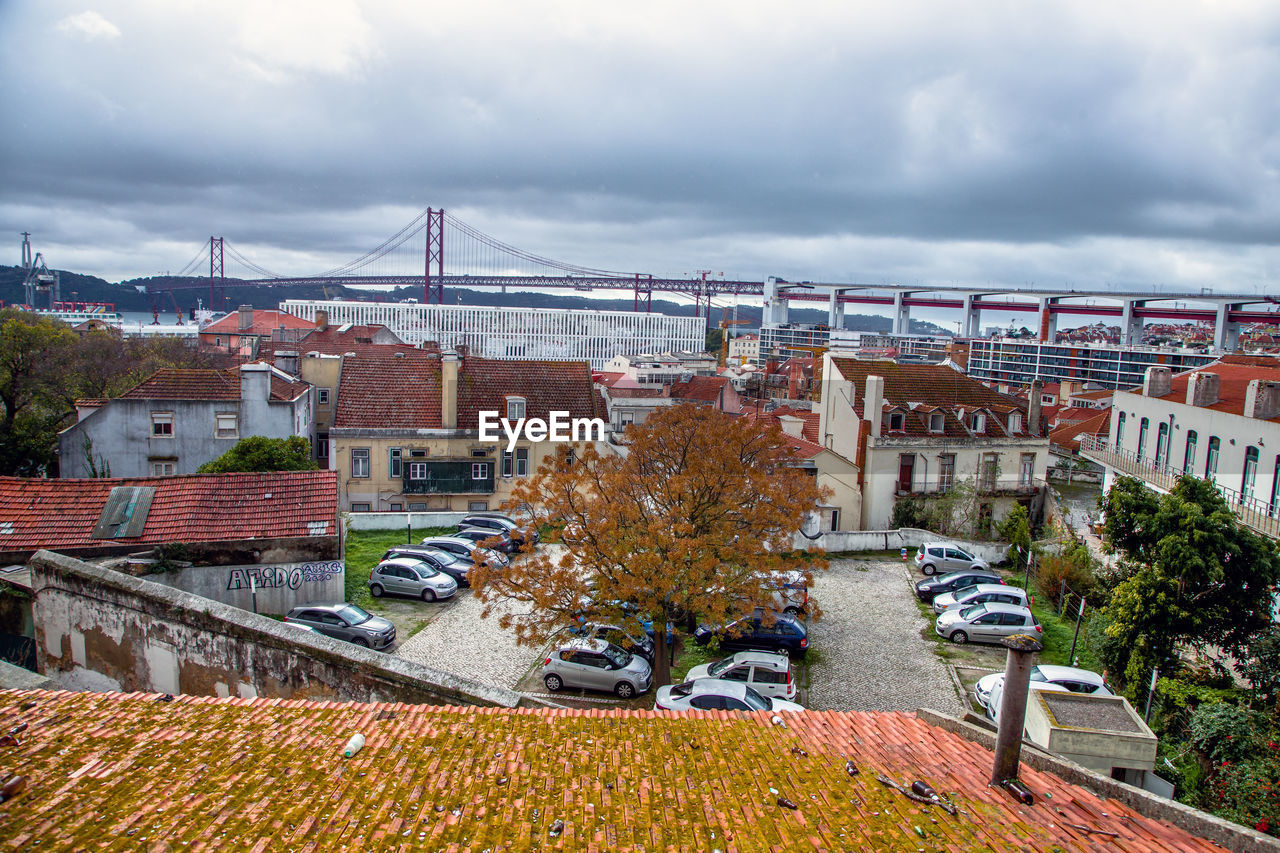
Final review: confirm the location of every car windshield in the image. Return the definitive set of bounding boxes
[742,686,771,711]
[959,603,988,620]
[412,563,439,578]
[1030,668,1048,682]
[707,657,734,676]
[337,605,371,625]
[951,585,979,600]
[603,644,631,668]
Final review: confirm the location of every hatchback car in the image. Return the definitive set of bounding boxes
[915,543,990,576]
[693,612,809,658]
[985,680,1071,726]
[418,535,509,569]
[914,569,1004,603]
[932,583,1030,615]
[283,602,396,650]
[453,526,518,554]
[654,679,804,713]
[684,650,797,701]
[458,514,540,547]
[974,664,1111,710]
[368,557,458,602]
[935,601,1040,645]
[570,621,656,664]
[541,638,652,699]
[382,546,473,586]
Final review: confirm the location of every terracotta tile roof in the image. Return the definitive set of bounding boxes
[1049,410,1111,451]
[769,406,821,443]
[0,470,337,554]
[1068,389,1114,401]
[333,353,599,431]
[1148,356,1280,421]
[257,326,416,364]
[667,375,728,403]
[200,309,313,336]
[0,691,1224,851]
[117,368,308,402]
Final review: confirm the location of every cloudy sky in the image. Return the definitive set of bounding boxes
[2,1,1278,312]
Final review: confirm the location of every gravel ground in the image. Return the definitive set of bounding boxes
[805,558,965,714]
[393,590,536,690]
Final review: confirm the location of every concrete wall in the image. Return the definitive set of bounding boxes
[793,527,1010,564]
[30,550,521,707]
[148,559,345,616]
[345,511,469,531]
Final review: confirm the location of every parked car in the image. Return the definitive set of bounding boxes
[915,542,991,576]
[684,649,797,701]
[418,535,509,569]
[693,611,809,658]
[757,569,810,615]
[283,602,396,650]
[914,569,1005,603]
[974,664,1111,710]
[570,620,655,664]
[935,602,1040,645]
[541,638,652,698]
[382,545,473,586]
[932,583,1030,615]
[654,678,804,713]
[985,679,1071,726]
[458,513,540,547]
[453,526,518,554]
[368,557,458,602]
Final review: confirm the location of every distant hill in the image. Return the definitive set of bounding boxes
[0,267,949,336]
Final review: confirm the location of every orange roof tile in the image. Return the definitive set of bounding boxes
[1049,411,1111,451]
[667,375,728,403]
[118,368,308,402]
[0,471,337,555]
[201,309,313,336]
[0,690,1227,851]
[1147,355,1280,421]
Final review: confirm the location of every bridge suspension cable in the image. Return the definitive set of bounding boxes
[173,239,211,278]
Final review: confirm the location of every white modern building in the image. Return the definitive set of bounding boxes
[967,338,1219,391]
[280,300,704,370]
[1080,356,1280,540]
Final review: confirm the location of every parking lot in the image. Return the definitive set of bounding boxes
[385,552,969,714]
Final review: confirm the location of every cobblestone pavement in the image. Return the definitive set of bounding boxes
[394,590,537,690]
[805,558,965,714]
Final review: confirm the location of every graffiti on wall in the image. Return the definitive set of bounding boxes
[226,561,343,592]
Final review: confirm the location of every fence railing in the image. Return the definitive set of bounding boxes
[898,477,1040,497]
[1079,434,1280,540]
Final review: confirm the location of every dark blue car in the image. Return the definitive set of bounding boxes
[693,612,808,659]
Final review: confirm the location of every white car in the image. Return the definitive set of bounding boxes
[654,679,804,713]
[684,650,797,701]
[975,664,1111,710]
[985,680,1071,726]
[932,583,1030,615]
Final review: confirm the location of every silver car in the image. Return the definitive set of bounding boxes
[541,638,652,699]
[284,602,396,650]
[419,535,509,568]
[932,583,1030,615]
[915,542,990,576]
[654,678,804,713]
[369,557,458,602]
[935,601,1040,645]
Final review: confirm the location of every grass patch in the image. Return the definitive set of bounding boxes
[344,526,453,610]
[670,641,716,683]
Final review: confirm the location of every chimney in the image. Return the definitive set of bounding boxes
[990,634,1044,797]
[455,343,470,359]
[442,349,459,430]
[1244,379,1280,420]
[1186,372,1220,407]
[777,414,804,438]
[315,310,328,332]
[1059,379,1077,403]
[864,375,884,438]
[239,362,271,401]
[237,304,253,332]
[1027,379,1043,436]
[1143,366,1171,398]
[787,364,800,399]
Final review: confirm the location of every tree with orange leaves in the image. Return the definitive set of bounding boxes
[468,403,829,688]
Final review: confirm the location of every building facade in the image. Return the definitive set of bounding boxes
[966,338,1219,391]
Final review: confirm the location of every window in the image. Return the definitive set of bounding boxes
[970,412,986,433]
[350,503,371,512]
[502,450,514,478]
[151,412,174,437]
[888,412,905,431]
[619,411,635,428]
[215,336,222,347]
[928,412,945,433]
[979,454,999,492]
[215,413,238,439]
[390,502,402,511]
[470,448,489,458]
[408,462,427,480]
[506,397,526,421]
[1242,446,1259,501]
[468,500,488,512]
[897,454,915,493]
[829,508,840,531]
[1137,417,1149,460]
[1116,411,1126,447]
[1008,412,1022,433]
[1019,453,1035,488]
[1183,430,1197,473]
[516,447,529,477]
[1271,455,1280,518]
[559,447,576,466]
[1205,436,1220,480]
[408,502,428,511]
[1155,422,1169,468]
[389,447,402,478]
[938,454,956,491]
[150,461,176,476]
[472,462,489,480]
[351,448,370,478]
[316,434,329,461]
[318,388,330,405]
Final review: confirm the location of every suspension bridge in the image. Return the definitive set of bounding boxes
[161,208,760,316]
